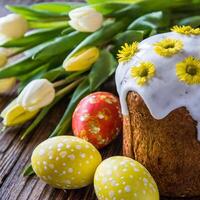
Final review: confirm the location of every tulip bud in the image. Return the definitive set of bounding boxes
[1,99,39,126]
[0,52,7,67]
[68,7,103,32]
[63,47,100,71]
[0,14,28,38]
[0,78,16,94]
[17,79,55,111]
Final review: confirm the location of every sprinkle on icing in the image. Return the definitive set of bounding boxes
[117,42,139,62]
[115,30,200,140]
[171,25,200,35]
[131,62,156,86]
[176,56,200,84]
[154,38,183,57]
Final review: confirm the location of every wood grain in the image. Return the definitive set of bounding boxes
[0,1,199,200]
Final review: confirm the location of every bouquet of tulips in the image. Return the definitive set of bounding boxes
[0,0,200,175]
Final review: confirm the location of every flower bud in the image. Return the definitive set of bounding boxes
[63,47,100,71]
[0,78,16,94]
[68,7,103,32]
[17,79,55,111]
[0,14,28,38]
[1,99,39,126]
[0,52,7,67]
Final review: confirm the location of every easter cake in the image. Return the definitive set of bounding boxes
[116,26,200,197]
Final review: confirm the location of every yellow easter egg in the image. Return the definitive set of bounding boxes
[94,156,159,200]
[31,136,102,189]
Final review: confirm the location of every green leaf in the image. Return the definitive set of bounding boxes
[23,164,35,176]
[114,30,144,47]
[87,0,140,4]
[6,5,67,21]
[178,15,200,27]
[28,21,67,29]
[42,67,67,82]
[33,31,89,61]
[31,2,85,14]
[89,50,117,91]
[128,11,170,32]
[1,27,65,48]
[0,56,43,79]
[66,17,131,60]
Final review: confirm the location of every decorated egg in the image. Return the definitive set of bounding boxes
[72,92,122,149]
[94,156,159,200]
[31,136,102,189]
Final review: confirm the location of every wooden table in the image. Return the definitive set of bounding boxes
[0,1,199,200]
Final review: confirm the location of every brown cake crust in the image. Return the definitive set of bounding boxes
[123,91,200,198]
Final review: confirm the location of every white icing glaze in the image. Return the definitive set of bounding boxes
[115,32,200,140]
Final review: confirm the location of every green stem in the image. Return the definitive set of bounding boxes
[53,71,85,88]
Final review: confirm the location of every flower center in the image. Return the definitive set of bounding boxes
[186,65,197,76]
[139,68,148,77]
[164,44,175,49]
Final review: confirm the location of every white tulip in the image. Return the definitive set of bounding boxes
[0,14,28,38]
[17,79,55,111]
[68,7,103,32]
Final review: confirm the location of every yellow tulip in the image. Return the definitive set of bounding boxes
[1,99,39,126]
[0,52,7,67]
[63,47,100,72]
[0,78,16,94]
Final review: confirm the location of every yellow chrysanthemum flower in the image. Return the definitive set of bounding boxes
[171,25,200,35]
[117,42,139,62]
[192,27,200,35]
[154,38,183,57]
[176,56,200,85]
[131,62,156,86]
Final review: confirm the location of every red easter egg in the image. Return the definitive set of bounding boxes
[72,92,122,149]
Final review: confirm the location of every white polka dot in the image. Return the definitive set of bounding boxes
[143,190,146,195]
[80,153,86,158]
[57,148,61,152]
[125,185,131,192]
[54,170,58,173]
[90,155,93,159]
[60,151,67,158]
[39,149,45,156]
[102,177,107,184]
[76,145,81,149]
[57,143,63,148]
[63,171,66,174]
[48,146,52,150]
[43,161,47,165]
[37,161,40,165]
[56,157,59,161]
[109,191,114,198]
[78,171,81,174]
[122,181,126,185]
[44,166,47,170]
[66,144,71,148]
[68,168,73,173]
[113,166,118,170]
[129,175,133,178]
[134,168,139,172]
[64,180,71,184]
[68,154,75,160]
[49,155,53,160]
[118,190,122,194]
[122,168,127,172]
[49,164,54,169]
[85,144,89,148]
[62,163,66,166]
[143,178,148,183]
